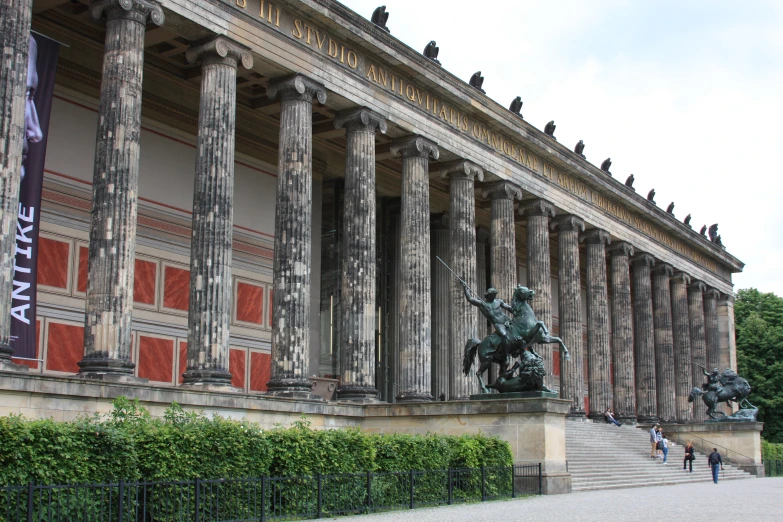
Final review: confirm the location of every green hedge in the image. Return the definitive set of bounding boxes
[0,397,513,487]
[762,439,783,461]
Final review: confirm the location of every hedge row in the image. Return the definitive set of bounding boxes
[762,439,783,461]
[0,397,513,486]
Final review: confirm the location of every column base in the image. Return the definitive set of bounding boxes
[336,385,381,402]
[636,415,660,424]
[586,412,605,421]
[616,415,638,425]
[77,356,136,377]
[395,392,434,403]
[566,408,586,419]
[182,369,233,387]
[0,344,30,373]
[266,378,323,401]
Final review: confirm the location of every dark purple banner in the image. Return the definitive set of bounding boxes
[9,33,59,360]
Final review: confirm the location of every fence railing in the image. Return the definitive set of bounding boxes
[0,464,541,521]
[765,460,783,477]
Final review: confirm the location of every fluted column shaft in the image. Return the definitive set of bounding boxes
[430,214,450,400]
[181,38,251,386]
[0,0,33,363]
[609,242,636,422]
[688,281,708,422]
[671,272,693,421]
[393,136,439,402]
[632,253,657,422]
[521,200,555,383]
[581,229,611,419]
[80,0,164,375]
[484,182,522,303]
[552,216,585,415]
[652,263,676,422]
[704,289,720,372]
[446,161,482,399]
[266,75,326,397]
[476,227,490,336]
[334,108,386,401]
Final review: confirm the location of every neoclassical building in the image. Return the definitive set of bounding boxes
[1,0,742,433]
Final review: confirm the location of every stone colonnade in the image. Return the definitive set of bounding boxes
[0,0,735,418]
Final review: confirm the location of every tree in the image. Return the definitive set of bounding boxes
[735,288,783,443]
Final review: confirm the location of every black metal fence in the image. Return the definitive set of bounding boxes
[765,460,783,477]
[0,464,541,521]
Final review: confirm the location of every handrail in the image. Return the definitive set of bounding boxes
[668,432,755,463]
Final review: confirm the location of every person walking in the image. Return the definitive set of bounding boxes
[659,432,670,465]
[708,448,724,483]
[683,441,695,472]
[604,408,621,427]
[649,424,660,458]
[655,426,664,459]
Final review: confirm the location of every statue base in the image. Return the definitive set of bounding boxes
[706,407,758,423]
[470,390,559,400]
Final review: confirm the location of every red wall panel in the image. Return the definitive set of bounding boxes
[137,336,174,383]
[134,259,157,305]
[249,352,271,392]
[236,282,264,325]
[230,349,246,389]
[46,323,84,373]
[163,266,189,311]
[37,237,70,289]
[77,246,88,293]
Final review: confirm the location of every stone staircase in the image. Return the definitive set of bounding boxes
[565,419,754,491]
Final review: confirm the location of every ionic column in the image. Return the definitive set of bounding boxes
[482,181,522,303]
[332,108,386,401]
[688,280,708,422]
[265,74,327,398]
[608,242,636,423]
[717,293,736,414]
[520,199,556,383]
[0,0,33,367]
[704,288,720,371]
[551,215,585,415]
[430,213,450,400]
[670,272,693,422]
[79,0,164,376]
[631,253,657,423]
[444,161,483,400]
[391,136,439,402]
[179,38,252,386]
[652,262,676,422]
[476,226,490,336]
[580,229,611,419]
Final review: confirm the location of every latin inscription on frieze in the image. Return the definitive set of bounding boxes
[225,0,720,275]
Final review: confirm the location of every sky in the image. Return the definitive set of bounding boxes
[340,0,783,295]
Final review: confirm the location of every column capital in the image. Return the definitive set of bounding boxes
[519,198,556,219]
[476,226,490,243]
[91,0,164,25]
[580,228,611,246]
[267,74,327,103]
[704,288,721,300]
[608,241,634,258]
[438,160,484,182]
[391,135,439,159]
[671,271,691,285]
[631,252,655,267]
[185,36,253,69]
[651,262,674,277]
[481,180,522,201]
[720,293,735,304]
[334,107,387,134]
[551,214,585,233]
[688,280,707,293]
[430,212,449,229]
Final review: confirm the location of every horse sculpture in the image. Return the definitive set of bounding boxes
[689,368,753,419]
[462,284,569,393]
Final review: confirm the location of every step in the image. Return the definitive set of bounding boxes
[572,475,751,492]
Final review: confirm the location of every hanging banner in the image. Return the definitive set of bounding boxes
[9,33,60,360]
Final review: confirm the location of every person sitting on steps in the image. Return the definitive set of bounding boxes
[604,408,621,427]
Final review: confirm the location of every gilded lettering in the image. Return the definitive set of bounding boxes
[366,63,377,82]
[275,7,280,26]
[258,0,264,16]
[390,75,397,92]
[379,67,387,87]
[462,116,469,131]
[236,0,246,8]
[416,89,424,106]
[340,45,345,64]
[292,19,303,39]
[328,39,338,58]
[305,24,313,44]
[405,84,415,101]
[439,105,448,120]
[347,50,358,69]
[315,30,326,49]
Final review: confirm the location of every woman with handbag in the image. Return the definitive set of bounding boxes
[683,441,696,472]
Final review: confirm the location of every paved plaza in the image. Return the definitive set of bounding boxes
[345,478,783,521]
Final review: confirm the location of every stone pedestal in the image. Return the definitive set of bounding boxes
[688,281,708,422]
[333,108,386,401]
[430,213,450,400]
[482,181,522,303]
[391,136,439,402]
[79,0,164,377]
[266,74,327,399]
[443,161,483,400]
[608,242,636,423]
[182,37,252,387]
[581,229,611,419]
[521,199,556,384]
[0,0,33,368]
[632,253,657,423]
[652,262,676,422]
[661,421,765,476]
[551,215,585,416]
[670,271,693,422]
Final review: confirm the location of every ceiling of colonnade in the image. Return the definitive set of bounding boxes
[32,0,592,281]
